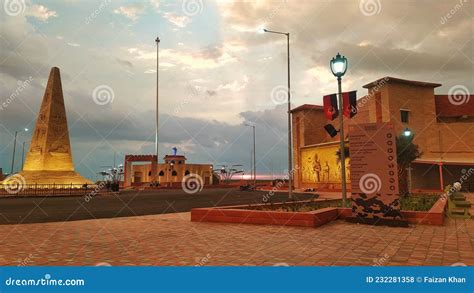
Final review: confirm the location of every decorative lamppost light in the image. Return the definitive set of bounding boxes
[330,53,348,78]
[403,127,412,137]
[329,52,349,206]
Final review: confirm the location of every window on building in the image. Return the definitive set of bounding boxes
[159,171,164,176]
[172,170,177,176]
[148,171,152,176]
[400,109,410,123]
[184,170,190,176]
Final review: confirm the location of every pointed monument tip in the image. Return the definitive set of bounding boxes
[48,67,61,80]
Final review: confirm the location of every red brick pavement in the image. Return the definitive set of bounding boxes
[0,213,472,266]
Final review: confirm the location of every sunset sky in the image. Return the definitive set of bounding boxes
[0,0,472,180]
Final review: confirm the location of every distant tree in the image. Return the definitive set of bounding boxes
[396,135,422,196]
[97,165,124,191]
[215,164,244,184]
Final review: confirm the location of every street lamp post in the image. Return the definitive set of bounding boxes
[330,53,348,207]
[245,123,256,187]
[403,127,413,194]
[9,128,29,174]
[21,142,26,171]
[10,131,18,174]
[262,28,293,200]
[155,36,160,165]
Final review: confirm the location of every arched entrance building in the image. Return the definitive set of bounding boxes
[123,151,213,188]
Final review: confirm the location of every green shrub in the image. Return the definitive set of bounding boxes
[400,194,439,211]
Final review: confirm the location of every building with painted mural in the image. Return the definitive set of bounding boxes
[291,76,474,192]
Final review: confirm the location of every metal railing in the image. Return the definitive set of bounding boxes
[0,183,103,197]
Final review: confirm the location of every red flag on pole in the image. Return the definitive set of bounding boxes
[342,91,357,118]
[323,94,338,121]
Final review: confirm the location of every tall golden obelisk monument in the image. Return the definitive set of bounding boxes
[13,67,92,185]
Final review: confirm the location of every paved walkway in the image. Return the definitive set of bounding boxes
[0,213,472,266]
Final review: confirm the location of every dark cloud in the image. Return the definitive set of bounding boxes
[220,0,473,89]
[311,42,472,76]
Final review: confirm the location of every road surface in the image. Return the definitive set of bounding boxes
[0,188,315,225]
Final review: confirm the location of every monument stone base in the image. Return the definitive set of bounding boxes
[7,171,93,185]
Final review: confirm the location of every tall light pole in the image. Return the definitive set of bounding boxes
[330,53,348,207]
[403,128,413,195]
[245,122,256,187]
[9,128,28,174]
[155,36,160,165]
[21,142,26,171]
[10,131,18,174]
[261,28,293,200]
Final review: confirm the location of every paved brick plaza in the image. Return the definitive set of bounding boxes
[0,213,472,266]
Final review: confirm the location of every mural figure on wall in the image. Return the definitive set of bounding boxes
[323,161,330,182]
[302,156,313,183]
[312,153,321,183]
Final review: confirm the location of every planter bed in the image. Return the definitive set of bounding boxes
[191,197,447,227]
[191,199,342,227]
[401,196,447,226]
